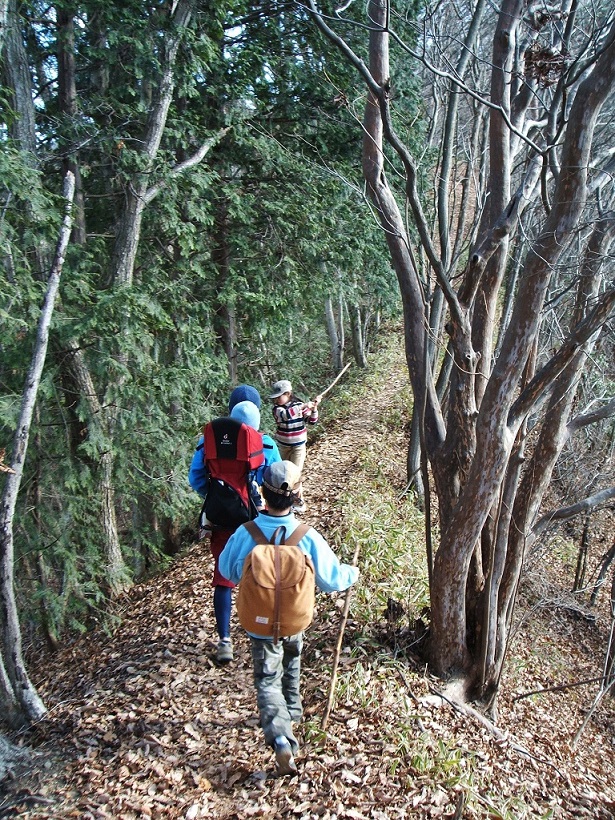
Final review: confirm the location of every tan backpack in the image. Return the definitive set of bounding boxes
[236,521,314,643]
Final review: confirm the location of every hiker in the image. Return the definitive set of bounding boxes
[230,400,278,512]
[219,460,359,775]
[268,379,320,511]
[188,387,280,664]
[229,385,281,477]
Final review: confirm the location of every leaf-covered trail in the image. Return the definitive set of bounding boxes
[3,349,615,819]
[1,363,407,819]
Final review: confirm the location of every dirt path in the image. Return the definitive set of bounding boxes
[0,360,409,819]
[304,366,407,529]
[2,348,615,819]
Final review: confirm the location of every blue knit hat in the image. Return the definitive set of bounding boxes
[230,400,260,431]
[228,384,261,411]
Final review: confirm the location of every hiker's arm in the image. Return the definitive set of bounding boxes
[188,437,209,497]
[306,401,319,424]
[218,529,249,584]
[306,530,359,593]
[255,434,281,485]
[302,397,319,423]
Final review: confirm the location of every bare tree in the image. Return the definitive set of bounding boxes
[306,0,615,708]
[0,172,75,727]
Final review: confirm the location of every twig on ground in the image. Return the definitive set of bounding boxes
[513,675,606,701]
[430,684,566,776]
[572,675,615,748]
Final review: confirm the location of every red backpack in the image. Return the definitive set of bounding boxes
[202,417,264,530]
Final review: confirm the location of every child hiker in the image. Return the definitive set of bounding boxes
[188,385,280,664]
[219,460,358,775]
[268,379,320,512]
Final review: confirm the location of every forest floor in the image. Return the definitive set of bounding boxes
[2,340,615,819]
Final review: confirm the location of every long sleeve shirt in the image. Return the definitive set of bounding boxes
[272,399,318,447]
[219,510,359,594]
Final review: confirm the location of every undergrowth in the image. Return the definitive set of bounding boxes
[311,328,560,819]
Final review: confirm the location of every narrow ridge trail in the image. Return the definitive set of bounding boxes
[303,365,408,532]
[3,344,615,819]
[2,358,412,819]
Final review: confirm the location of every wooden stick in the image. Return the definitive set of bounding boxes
[315,362,352,402]
[513,675,606,701]
[321,541,360,731]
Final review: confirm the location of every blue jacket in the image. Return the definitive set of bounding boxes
[188,433,281,498]
[218,511,359,594]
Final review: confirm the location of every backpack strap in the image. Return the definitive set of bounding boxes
[273,524,309,643]
[244,520,268,544]
[284,524,310,546]
[273,538,281,644]
[244,521,309,546]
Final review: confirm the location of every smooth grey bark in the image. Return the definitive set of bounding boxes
[0,172,75,726]
[111,0,194,287]
[324,295,342,370]
[57,3,86,244]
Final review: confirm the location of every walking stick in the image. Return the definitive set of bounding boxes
[312,362,352,403]
[321,540,360,731]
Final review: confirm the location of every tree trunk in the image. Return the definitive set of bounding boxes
[0,172,74,726]
[325,294,344,371]
[56,3,86,243]
[94,0,195,591]
[0,0,8,51]
[350,304,368,368]
[111,0,194,287]
[62,340,127,596]
[573,514,591,593]
[1,0,37,159]
[591,541,615,607]
[308,0,615,699]
[212,196,238,382]
[430,10,615,682]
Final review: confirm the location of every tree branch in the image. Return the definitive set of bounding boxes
[568,397,615,433]
[533,487,615,537]
[509,284,615,425]
[143,128,229,204]
[305,0,461,323]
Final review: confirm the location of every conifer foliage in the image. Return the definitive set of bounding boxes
[0,1,395,726]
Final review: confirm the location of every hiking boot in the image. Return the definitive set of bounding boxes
[216,639,233,663]
[274,735,297,776]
